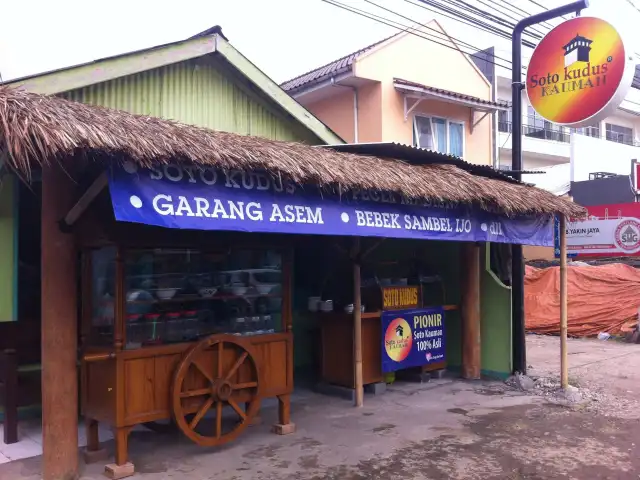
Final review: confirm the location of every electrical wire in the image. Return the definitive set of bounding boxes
[627,0,640,13]
[474,0,547,38]
[494,0,556,31]
[406,0,538,49]
[447,0,544,40]
[362,0,516,69]
[320,0,520,72]
[523,0,571,22]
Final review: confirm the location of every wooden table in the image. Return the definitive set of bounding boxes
[318,306,458,388]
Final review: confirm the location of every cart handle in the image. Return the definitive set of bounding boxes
[83,352,116,362]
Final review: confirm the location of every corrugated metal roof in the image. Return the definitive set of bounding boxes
[394,78,509,109]
[321,142,521,184]
[280,34,398,93]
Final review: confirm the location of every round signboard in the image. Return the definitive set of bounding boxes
[526,16,634,128]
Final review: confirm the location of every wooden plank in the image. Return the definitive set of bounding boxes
[353,238,363,407]
[63,172,107,227]
[560,215,568,388]
[461,243,481,380]
[41,165,79,480]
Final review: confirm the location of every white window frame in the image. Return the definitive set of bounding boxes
[413,115,466,157]
[605,122,634,146]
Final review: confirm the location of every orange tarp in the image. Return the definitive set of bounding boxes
[525,263,639,337]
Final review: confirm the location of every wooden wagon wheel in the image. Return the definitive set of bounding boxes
[171,334,262,447]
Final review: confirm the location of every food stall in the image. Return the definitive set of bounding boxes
[78,202,295,472]
[313,241,457,389]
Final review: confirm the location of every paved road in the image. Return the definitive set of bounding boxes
[2,335,640,479]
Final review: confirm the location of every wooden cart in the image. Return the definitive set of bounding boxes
[79,241,294,472]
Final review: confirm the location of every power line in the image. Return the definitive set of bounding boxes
[626,0,640,13]
[320,0,519,72]
[494,0,555,31]
[474,0,547,37]
[447,0,544,40]
[406,0,538,49]
[362,0,516,69]
[523,0,571,22]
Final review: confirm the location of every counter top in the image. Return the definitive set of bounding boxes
[316,305,458,318]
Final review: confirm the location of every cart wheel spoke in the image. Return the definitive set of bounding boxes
[172,334,261,447]
[228,398,246,421]
[193,359,214,385]
[215,401,222,439]
[180,387,210,398]
[232,381,258,390]
[217,341,224,377]
[189,397,214,430]
[224,352,248,381]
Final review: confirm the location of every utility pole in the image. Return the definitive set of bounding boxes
[510,0,589,374]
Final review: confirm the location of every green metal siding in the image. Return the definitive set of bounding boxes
[0,174,17,322]
[60,57,318,143]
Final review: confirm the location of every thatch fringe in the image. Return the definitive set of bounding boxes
[0,86,584,217]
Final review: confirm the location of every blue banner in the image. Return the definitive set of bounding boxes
[381,307,446,373]
[553,216,578,258]
[108,163,554,246]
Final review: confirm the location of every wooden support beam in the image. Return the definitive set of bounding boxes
[352,238,363,407]
[559,215,568,389]
[63,172,107,227]
[461,243,481,380]
[41,164,79,480]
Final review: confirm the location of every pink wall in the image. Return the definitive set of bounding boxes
[306,88,355,143]
[296,20,493,165]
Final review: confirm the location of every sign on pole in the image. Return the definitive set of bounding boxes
[526,16,634,127]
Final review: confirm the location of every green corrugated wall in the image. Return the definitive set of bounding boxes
[0,174,16,322]
[60,57,318,143]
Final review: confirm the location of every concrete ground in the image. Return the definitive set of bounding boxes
[2,335,640,479]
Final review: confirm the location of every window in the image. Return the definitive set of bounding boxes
[498,109,512,133]
[573,122,600,138]
[525,106,569,142]
[413,116,464,157]
[606,123,634,146]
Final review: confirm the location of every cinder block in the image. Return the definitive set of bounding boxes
[364,382,387,395]
[83,448,108,464]
[104,462,135,479]
[272,423,296,435]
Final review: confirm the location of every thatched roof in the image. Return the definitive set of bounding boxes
[0,86,584,218]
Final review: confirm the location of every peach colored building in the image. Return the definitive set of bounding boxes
[281,21,507,166]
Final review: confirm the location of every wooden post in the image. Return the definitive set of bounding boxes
[461,243,481,380]
[353,238,363,407]
[41,164,79,480]
[559,215,569,389]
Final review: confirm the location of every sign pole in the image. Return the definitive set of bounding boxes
[511,0,589,375]
[559,215,569,388]
[352,237,364,407]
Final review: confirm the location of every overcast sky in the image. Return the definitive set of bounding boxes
[1,0,638,84]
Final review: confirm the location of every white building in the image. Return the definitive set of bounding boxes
[495,75,640,176]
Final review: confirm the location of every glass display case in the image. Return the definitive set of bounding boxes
[87,246,117,346]
[85,247,284,349]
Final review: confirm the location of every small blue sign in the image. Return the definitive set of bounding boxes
[381,307,446,373]
[554,216,578,258]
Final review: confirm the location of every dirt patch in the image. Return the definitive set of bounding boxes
[372,423,396,433]
[447,408,469,415]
